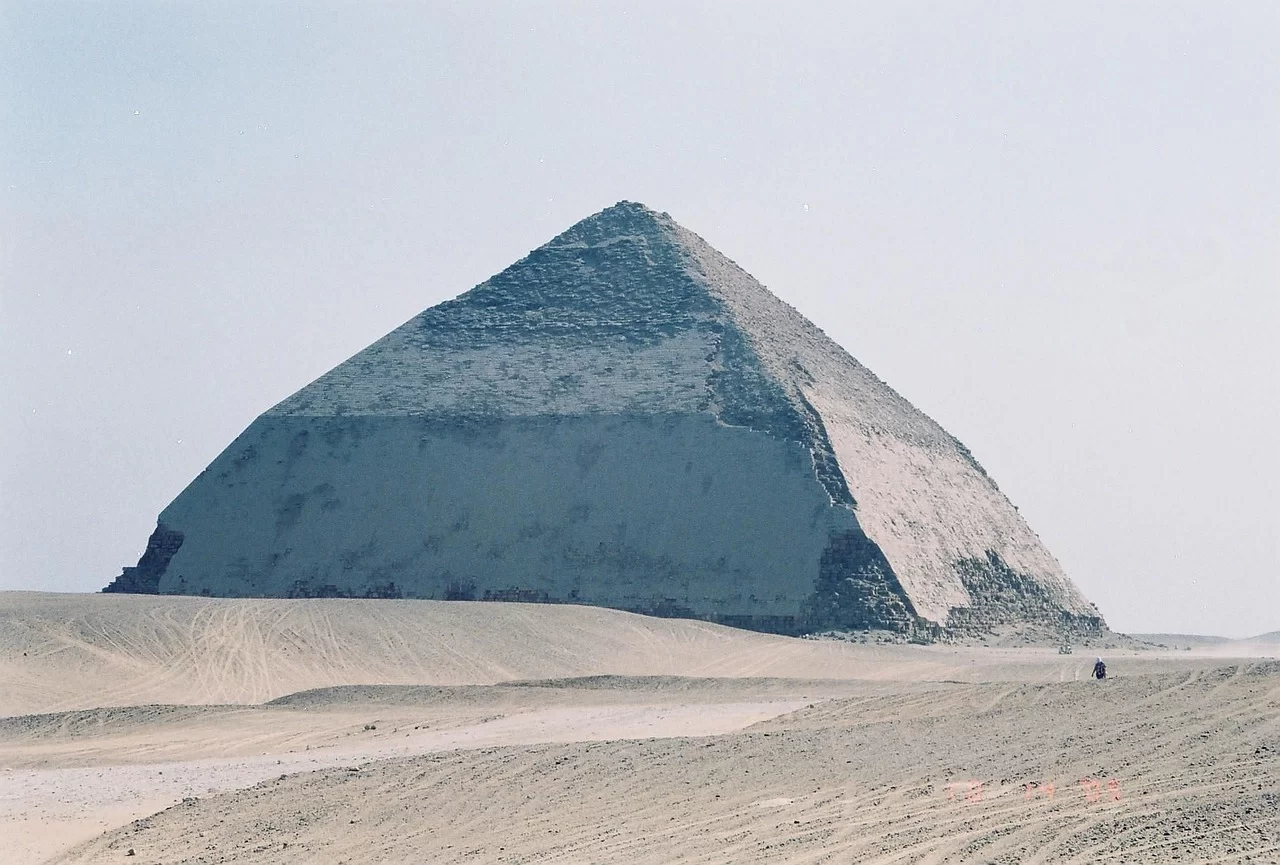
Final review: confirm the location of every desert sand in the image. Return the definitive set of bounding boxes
[2,592,1276,864]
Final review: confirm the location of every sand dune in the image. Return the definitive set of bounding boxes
[3,592,1276,864]
[2,592,911,716]
[1134,632,1280,655]
[3,593,1249,718]
[2,678,862,770]
[1131,633,1234,648]
[52,663,1280,865]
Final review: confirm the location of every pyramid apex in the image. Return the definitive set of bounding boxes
[608,199,657,212]
[541,200,676,251]
[585,199,667,223]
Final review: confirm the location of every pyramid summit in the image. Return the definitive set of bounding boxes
[108,201,1103,637]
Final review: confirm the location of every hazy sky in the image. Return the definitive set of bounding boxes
[3,2,1276,637]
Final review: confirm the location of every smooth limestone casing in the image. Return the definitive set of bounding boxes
[114,202,1102,635]
[157,413,853,630]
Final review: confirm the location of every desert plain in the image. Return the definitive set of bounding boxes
[2,591,1277,864]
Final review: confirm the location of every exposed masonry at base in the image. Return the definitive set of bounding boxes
[107,202,1105,638]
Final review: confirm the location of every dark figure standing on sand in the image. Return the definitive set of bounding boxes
[1093,657,1107,680]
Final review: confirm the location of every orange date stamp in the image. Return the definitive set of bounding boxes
[944,777,1121,805]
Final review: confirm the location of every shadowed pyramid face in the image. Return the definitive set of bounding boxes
[108,202,1102,637]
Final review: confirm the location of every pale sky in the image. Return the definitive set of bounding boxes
[3,2,1277,637]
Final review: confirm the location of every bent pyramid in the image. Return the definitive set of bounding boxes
[107,202,1103,636]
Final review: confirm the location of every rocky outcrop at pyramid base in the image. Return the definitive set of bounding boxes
[104,523,184,595]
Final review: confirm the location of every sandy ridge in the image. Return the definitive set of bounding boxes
[4,592,1276,864]
[49,663,1280,864]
